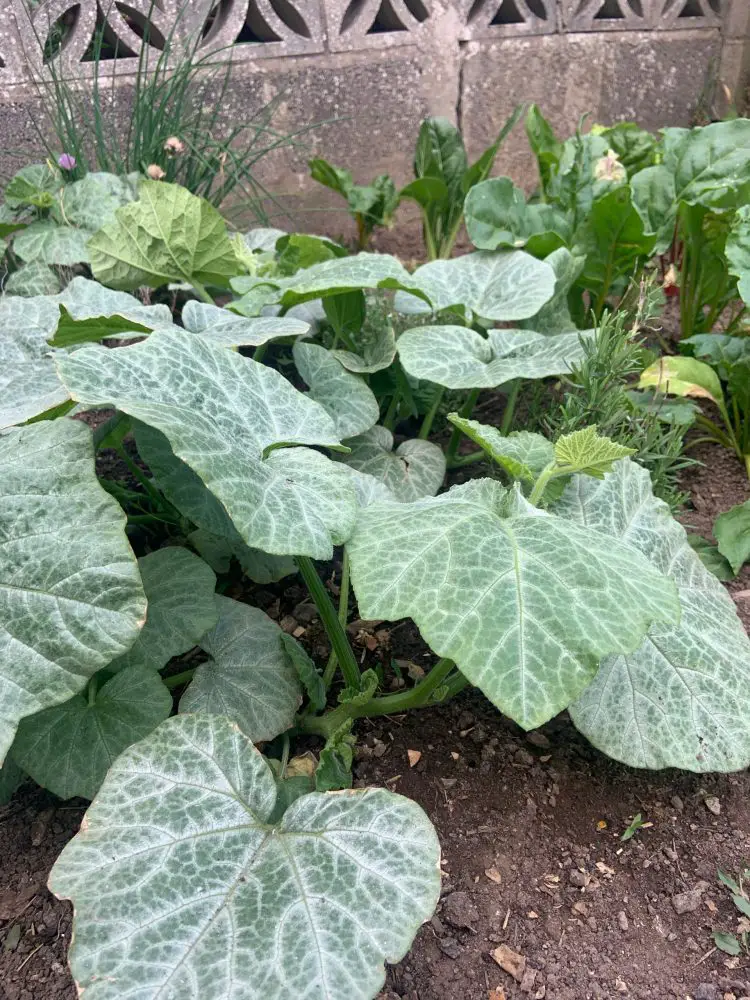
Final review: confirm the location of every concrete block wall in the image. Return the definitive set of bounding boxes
[0,1,748,239]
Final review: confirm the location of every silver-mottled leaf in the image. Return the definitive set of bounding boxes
[293,341,379,438]
[393,250,555,321]
[330,321,397,374]
[447,416,554,482]
[13,222,93,265]
[0,419,145,762]
[398,325,592,389]
[347,478,680,729]
[338,426,445,502]
[557,460,750,771]
[276,252,427,307]
[50,713,441,1000]
[12,666,171,800]
[182,301,309,346]
[58,332,356,558]
[4,263,62,297]
[180,596,302,742]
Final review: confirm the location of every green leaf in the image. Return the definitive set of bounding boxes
[12,666,171,801]
[309,157,354,198]
[180,596,302,743]
[323,290,366,342]
[725,204,750,305]
[714,500,750,576]
[276,252,428,308]
[672,120,750,210]
[639,356,724,406]
[718,869,742,895]
[447,416,554,483]
[5,163,63,210]
[280,633,326,712]
[330,320,396,374]
[5,263,62,297]
[525,104,563,198]
[338,425,445,501]
[630,164,677,254]
[276,233,346,276]
[87,181,238,291]
[52,172,139,231]
[685,333,750,379]
[14,222,93,266]
[713,932,742,956]
[732,893,750,918]
[414,117,468,198]
[49,304,153,347]
[625,389,699,427]
[133,424,297,583]
[347,478,679,729]
[558,460,750,771]
[0,294,66,428]
[398,325,593,389]
[0,419,146,762]
[554,426,635,478]
[50,713,441,1000]
[620,812,646,842]
[58,331,357,559]
[595,122,657,174]
[464,177,569,255]
[109,548,217,673]
[182,301,310,347]
[399,176,449,211]
[519,248,584,333]
[293,341,379,439]
[687,535,735,582]
[0,756,24,805]
[462,105,523,194]
[393,250,556,321]
[347,175,400,232]
[316,719,356,792]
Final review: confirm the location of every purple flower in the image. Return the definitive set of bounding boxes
[58,153,77,171]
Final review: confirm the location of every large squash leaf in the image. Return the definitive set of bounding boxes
[275,252,429,307]
[87,181,238,291]
[0,420,145,762]
[50,713,441,1000]
[557,460,750,771]
[293,341,379,439]
[12,666,171,800]
[182,301,310,347]
[13,223,93,266]
[347,479,680,729]
[446,417,554,483]
[180,596,302,742]
[393,250,555,321]
[58,331,357,558]
[397,325,592,389]
[338,425,445,501]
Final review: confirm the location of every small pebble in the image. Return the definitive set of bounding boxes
[617,911,629,932]
[705,795,721,816]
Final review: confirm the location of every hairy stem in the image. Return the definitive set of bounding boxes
[322,553,351,690]
[445,388,480,465]
[296,556,361,691]
[418,387,445,440]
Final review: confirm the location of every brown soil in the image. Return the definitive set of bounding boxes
[2,437,749,1000]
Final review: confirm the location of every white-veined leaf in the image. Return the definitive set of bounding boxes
[556,460,750,771]
[4,263,62,297]
[14,222,93,265]
[293,341,379,438]
[347,478,680,729]
[180,596,302,742]
[50,713,441,1000]
[182,301,310,346]
[58,332,357,558]
[447,416,554,482]
[0,419,145,762]
[338,425,445,501]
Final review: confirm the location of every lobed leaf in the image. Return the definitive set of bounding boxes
[182,301,309,347]
[338,425,445,502]
[293,341,379,439]
[447,416,554,482]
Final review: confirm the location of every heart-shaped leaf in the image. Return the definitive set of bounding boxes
[180,596,302,742]
[87,181,238,291]
[0,419,145,762]
[182,301,310,346]
[554,426,635,478]
[398,325,592,389]
[556,460,750,771]
[5,163,63,210]
[50,713,441,1000]
[338,426,445,501]
[109,548,217,673]
[347,478,679,729]
[393,250,555,321]
[293,341,379,439]
[12,666,171,800]
[58,332,357,558]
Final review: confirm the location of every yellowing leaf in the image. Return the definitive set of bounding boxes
[639,356,724,407]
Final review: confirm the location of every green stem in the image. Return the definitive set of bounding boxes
[87,675,99,706]
[191,281,216,305]
[93,410,127,450]
[500,380,521,435]
[745,454,750,480]
[529,461,573,506]
[280,733,290,778]
[447,449,486,469]
[301,657,457,738]
[383,391,400,431]
[322,553,351,690]
[445,388,480,465]
[418,387,445,440]
[422,212,439,262]
[253,343,268,365]
[296,556,360,692]
[116,446,167,510]
[164,667,196,690]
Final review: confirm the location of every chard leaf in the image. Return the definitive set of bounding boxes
[630,164,677,254]
[393,250,555,320]
[12,666,171,801]
[557,460,750,771]
[58,332,357,559]
[14,222,93,266]
[338,425,445,501]
[672,119,750,210]
[714,500,750,576]
[5,263,62,296]
[87,181,238,291]
[464,177,570,255]
[293,341,379,439]
[347,478,680,729]
[180,596,302,743]
[0,419,145,762]
[398,325,592,389]
[639,356,724,406]
[50,714,440,1000]
[687,535,736,582]
[446,416,554,482]
[182,301,310,346]
[725,204,750,305]
[133,424,297,583]
[109,548,218,673]
[554,426,635,478]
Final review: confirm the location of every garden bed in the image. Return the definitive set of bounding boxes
[1,444,748,1000]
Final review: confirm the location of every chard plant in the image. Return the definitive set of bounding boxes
[2,178,750,999]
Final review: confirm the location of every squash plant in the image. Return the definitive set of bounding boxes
[2,180,750,1000]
